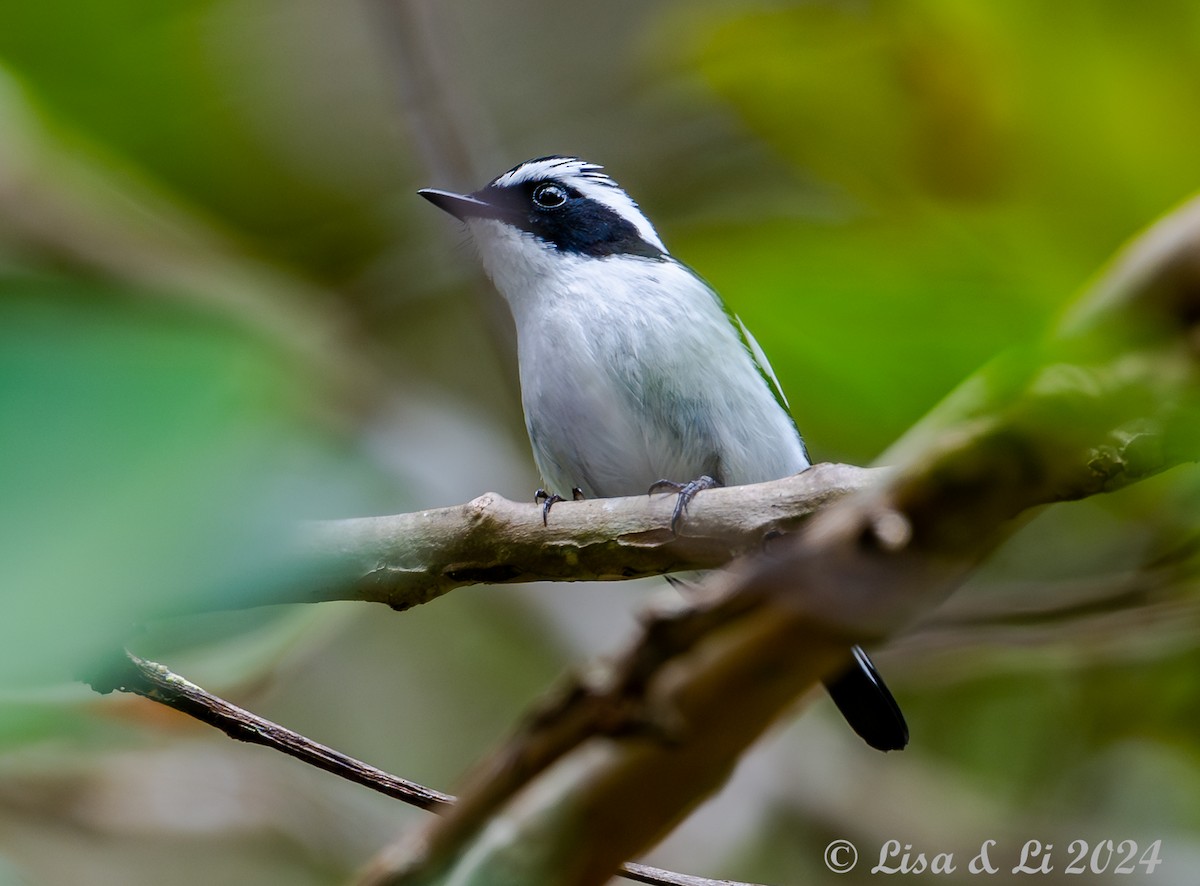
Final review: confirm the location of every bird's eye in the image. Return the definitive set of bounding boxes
[532,183,567,209]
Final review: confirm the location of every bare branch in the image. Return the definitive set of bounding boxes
[362,0,518,377]
[297,463,882,611]
[97,652,764,886]
[893,551,1200,663]
[618,865,765,886]
[95,651,453,812]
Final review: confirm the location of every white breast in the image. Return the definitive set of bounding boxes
[468,219,809,497]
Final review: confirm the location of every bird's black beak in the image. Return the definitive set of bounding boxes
[418,188,503,222]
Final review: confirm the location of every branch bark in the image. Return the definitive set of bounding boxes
[357,195,1200,886]
[94,650,454,811]
[295,463,882,611]
[97,651,766,886]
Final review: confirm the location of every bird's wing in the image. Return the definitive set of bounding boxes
[675,260,808,461]
[734,313,790,411]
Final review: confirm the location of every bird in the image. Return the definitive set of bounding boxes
[419,156,908,752]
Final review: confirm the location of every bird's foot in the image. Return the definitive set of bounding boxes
[534,487,584,525]
[648,475,719,534]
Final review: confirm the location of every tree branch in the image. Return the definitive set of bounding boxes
[97,651,765,886]
[95,650,453,812]
[296,463,882,611]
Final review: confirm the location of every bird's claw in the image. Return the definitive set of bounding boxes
[534,487,585,525]
[534,489,562,525]
[648,475,719,534]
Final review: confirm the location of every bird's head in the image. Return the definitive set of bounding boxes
[419,157,669,297]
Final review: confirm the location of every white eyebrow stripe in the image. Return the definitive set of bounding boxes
[491,157,668,255]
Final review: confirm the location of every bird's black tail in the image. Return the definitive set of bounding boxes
[824,646,909,752]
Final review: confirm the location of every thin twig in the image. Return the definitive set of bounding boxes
[95,651,765,886]
[97,651,452,812]
[618,864,765,886]
[363,0,518,378]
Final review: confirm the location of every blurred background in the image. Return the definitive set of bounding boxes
[1,0,1199,883]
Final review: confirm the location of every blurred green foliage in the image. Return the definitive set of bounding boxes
[0,279,365,685]
[0,0,409,281]
[665,0,1200,457]
[0,0,1197,883]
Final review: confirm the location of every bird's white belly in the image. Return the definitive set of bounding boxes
[514,278,808,498]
